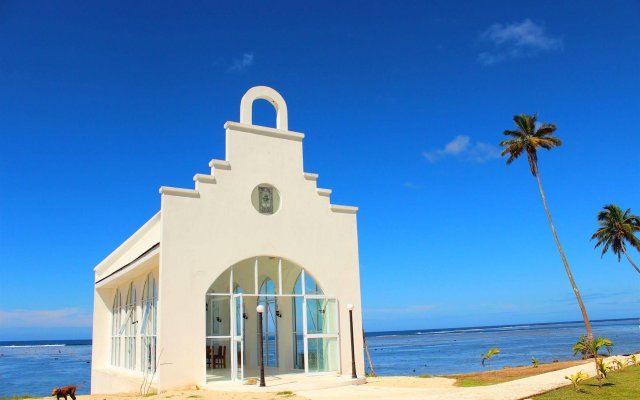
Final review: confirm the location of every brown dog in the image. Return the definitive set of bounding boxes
[51,386,76,400]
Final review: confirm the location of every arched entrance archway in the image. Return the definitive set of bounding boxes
[205,256,339,383]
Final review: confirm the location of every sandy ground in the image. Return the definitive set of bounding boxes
[43,391,306,400]
[366,376,457,388]
[29,353,639,400]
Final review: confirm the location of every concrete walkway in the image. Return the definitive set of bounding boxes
[296,354,637,400]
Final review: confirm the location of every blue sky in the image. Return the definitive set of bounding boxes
[1,1,639,340]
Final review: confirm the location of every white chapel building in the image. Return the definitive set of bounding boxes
[91,86,365,393]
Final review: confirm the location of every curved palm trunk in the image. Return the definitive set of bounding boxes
[533,162,593,340]
[623,248,640,274]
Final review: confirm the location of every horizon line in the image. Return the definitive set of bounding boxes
[366,316,639,336]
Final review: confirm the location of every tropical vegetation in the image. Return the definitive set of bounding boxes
[564,371,588,392]
[572,336,614,387]
[537,365,640,398]
[591,204,640,274]
[481,347,501,367]
[499,113,593,340]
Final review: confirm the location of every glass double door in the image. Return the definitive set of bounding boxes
[303,296,339,373]
[206,294,249,382]
[215,294,338,382]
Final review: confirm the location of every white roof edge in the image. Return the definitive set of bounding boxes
[224,121,304,141]
[317,188,332,197]
[304,172,319,181]
[159,186,200,198]
[193,173,216,183]
[330,204,359,214]
[95,245,160,288]
[94,212,161,273]
[209,159,231,169]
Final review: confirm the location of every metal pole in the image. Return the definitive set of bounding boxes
[349,308,357,379]
[258,309,266,387]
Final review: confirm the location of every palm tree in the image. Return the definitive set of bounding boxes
[481,347,500,367]
[499,113,593,340]
[591,204,640,274]
[572,336,613,387]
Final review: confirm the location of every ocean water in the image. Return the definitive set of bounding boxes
[0,340,91,397]
[366,318,640,376]
[0,319,638,397]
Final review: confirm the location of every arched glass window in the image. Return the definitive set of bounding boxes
[304,272,323,295]
[258,279,278,367]
[111,289,122,366]
[141,274,157,373]
[124,283,137,370]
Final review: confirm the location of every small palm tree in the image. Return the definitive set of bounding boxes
[565,371,588,392]
[499,113,593,340]
[591,204,640,274]
[595,359,610,387]
[573,336,613,387]
[481,347,501,367]
[531,356,539,368]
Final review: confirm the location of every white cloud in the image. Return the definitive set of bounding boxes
[403,181,424,190]
[0,308,92,328]
[423,135,500,163]
[478,19,562,65]
[228,52,254,72]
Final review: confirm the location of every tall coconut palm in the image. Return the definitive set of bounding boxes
[591,204,640,274]
[499,113,593,340]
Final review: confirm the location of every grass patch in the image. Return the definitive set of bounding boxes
[277,390,294,395]
[0,397,36,400]
[418,374,433,378]
[449,359,588,387]
[455,378,496,387]
[534,365,640,399]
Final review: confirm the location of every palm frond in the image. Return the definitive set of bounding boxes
[513,114,536,135]
[502,143,525,165]
[499,139,524,147]
[534,122,556,135]
[502,129,527,139]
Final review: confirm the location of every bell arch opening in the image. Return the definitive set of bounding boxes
[250,99,279,129]
[204,256,339,383]
[239,86,289,130]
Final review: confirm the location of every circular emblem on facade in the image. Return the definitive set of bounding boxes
[251,184,280,215]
